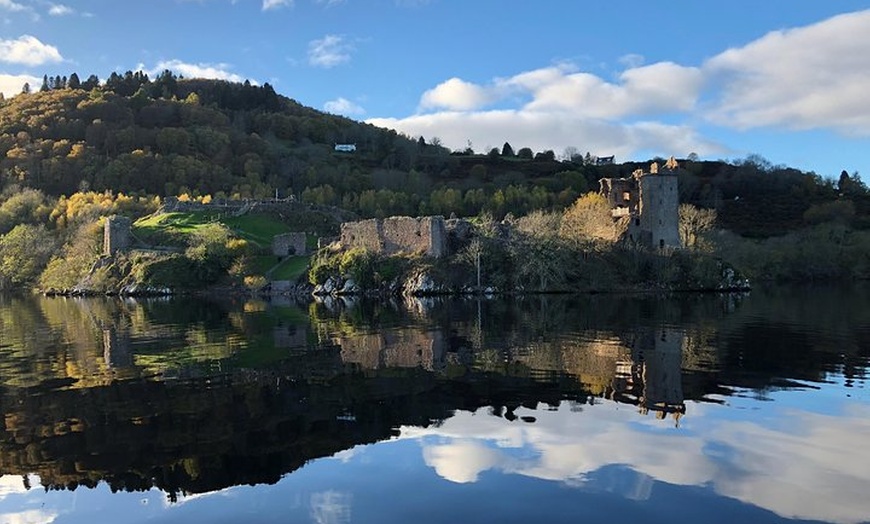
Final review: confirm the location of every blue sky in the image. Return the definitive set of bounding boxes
[1,1,868,179]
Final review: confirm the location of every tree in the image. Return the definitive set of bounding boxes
[40,75,50,92]
[560,192,619,242]
[562,146,580,162]
[534,150,555,161]
[39,220,103,289]
[511,210,573,290]
[0,224,57,287]
[679,203,717,249]
[838,170,867,196]
[517,147,533,160]
[21,82,30,94]
[185,223,237,282]
[502,142,514,157]
[82,74,100,91]
[68,72,81,90]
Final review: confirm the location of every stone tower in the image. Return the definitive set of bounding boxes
[636,170,680,249]
[104,215,132,255]
[599,158,681,249]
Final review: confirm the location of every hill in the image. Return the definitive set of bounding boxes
[2,72,867,237]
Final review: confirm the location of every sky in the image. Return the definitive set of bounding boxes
[1,0,869,179]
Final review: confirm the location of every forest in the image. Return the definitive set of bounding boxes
[0,71,868,291]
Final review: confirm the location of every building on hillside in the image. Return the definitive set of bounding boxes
[599,157,681,250]
[595,155,615,165]
[334,143,357,153]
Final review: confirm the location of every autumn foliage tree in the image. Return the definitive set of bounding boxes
[560,192,622,243]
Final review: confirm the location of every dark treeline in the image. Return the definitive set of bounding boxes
[1,72,869,238]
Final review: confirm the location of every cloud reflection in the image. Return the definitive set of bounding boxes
[401,400,870,524]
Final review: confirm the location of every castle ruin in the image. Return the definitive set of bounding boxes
[103,216,132,255]
[339,216,448,258]
[272,232,307,257]
[599,158,681,249]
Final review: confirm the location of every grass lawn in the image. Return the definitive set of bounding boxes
[134,211,294,248]
[270,256,310,280]
[223,214,292,246]
[134,212,216,237]
[252,255,281,275]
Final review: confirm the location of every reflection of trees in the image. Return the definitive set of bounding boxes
[0,351,593,500]
[0,295,314,388]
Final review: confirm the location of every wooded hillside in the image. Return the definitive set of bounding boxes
[1,71,868,237]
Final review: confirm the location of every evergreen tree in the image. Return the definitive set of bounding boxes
[68,73,81,89]
[82,74,99,91]
[502,142,514,157]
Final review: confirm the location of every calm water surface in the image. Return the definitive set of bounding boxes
[0,286,867,524]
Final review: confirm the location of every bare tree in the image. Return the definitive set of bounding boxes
[679,203,717,249]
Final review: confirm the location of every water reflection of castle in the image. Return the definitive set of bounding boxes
[610,328,685,422]
[329,323,686,422]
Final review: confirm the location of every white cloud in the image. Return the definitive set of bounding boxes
[324,97,365,115]
[618,53,645,69]
[0,35,63,66]
[308,35,352,68]
[143,59,252,83]
[414,61,702,119]
[371,60,710,158]
[368,110,722,159]
[316,0,345,6]
[0,73,41,98]
[0,509,58,524]
[419,77,498,111]
[703,9,870,135]
[519,62,703,118]
[48,3,73,16]
[0,0,26,12]
[262,0,292,10]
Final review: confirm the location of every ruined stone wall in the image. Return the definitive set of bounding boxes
[103,216,132,255]
[339,219,383,252]
[600,177,638,214]
[272,232,307,256]
[339,216,447,258]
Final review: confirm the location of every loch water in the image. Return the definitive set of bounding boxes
[0,286,867,524]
